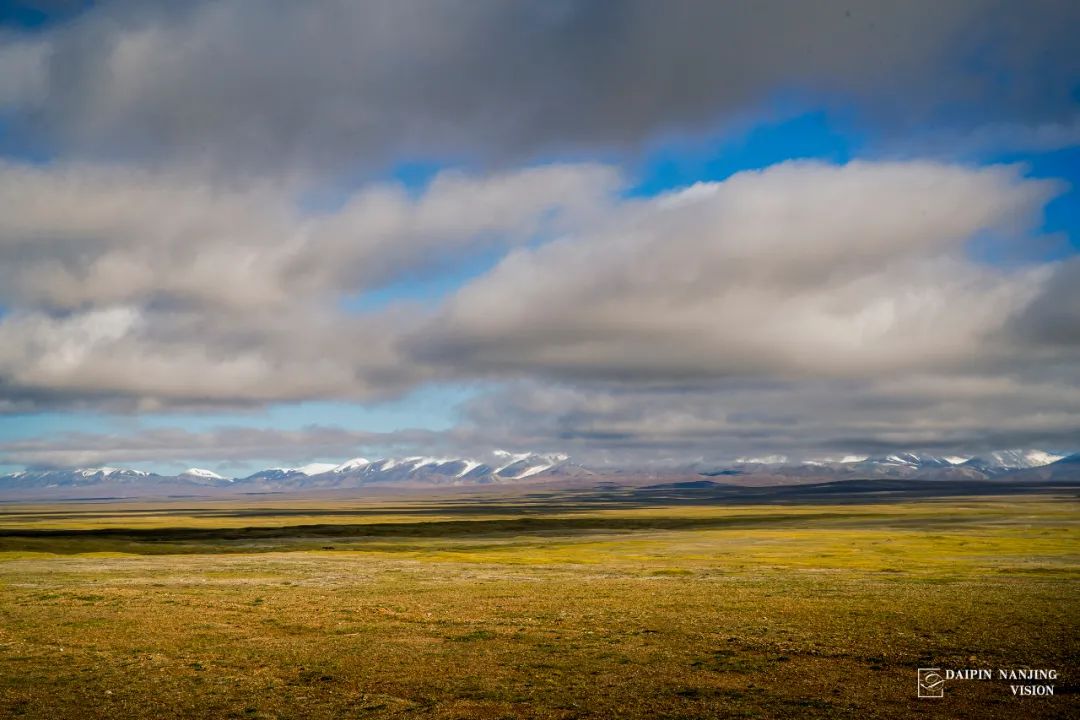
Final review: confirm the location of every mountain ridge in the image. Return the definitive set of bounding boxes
[1,448,1075,499]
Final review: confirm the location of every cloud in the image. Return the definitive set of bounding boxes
[911,116,1080,158]
[0,159,616,409]
[0,304,424,409]
[0,425,440,469]
[0,35,48,109]
[1014,257,1080,346]
[0,159,615,312]
[413,161,1059,381]
[0,156,1073,439]
[2,0,1077,176]
[10,362,1078,469]
[1,2,1077,466]
[450,373,1080,465]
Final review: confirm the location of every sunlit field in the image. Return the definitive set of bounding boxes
[0,486,1076,719]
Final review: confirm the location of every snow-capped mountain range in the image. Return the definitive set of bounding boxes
[959,449,1065,473]
[0,451,583,492]
[701,449,1071,480]
[1,448,1076,498]
[1,466,152,486]
[240,451,574,487]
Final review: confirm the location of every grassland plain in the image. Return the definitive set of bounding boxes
[0,489,1076,719]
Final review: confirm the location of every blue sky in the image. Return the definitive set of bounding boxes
[0,1,1077,473]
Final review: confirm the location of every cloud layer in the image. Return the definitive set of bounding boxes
[415,161,1057,380]
[2,1,1078,176]
[0,1,1077,466]
[0,160,614,408]
[1,156,1078,463]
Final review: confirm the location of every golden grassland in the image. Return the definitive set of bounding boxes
[0,492,1076,718]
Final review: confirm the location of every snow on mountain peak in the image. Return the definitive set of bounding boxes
[493,451,533,473]
[490,452,569,479]
[182,468,225,479]
[333,457,371,472]
[267,463,339,476]
[76,467,116,477]
[405,456,450,470]
[873,453,953,467]
[965,449,1065,470]
[508,463,554,479]
[455,459,482,477]
[735,455,788,465]
[294,462,339,476]
[803,455,868,465]
[76,466,149,477]
[1022,450,1066,467]
[883,454,918,465]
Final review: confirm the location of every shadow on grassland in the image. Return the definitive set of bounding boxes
[0,478,1075,555]
[625,477,1080,503]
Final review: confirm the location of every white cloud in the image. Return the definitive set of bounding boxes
[0,158,617,408]
[0,157,1073,442]
[0,159,616,312]
[415,161,1059,379]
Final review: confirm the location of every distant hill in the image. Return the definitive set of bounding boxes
[2,448,1076,500]
[0,451,593,499]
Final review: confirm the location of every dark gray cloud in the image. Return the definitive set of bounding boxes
[10,361,1077,469]
[1015,257,1080,347]
[452,372,1080,465]
[1,0,1077,176]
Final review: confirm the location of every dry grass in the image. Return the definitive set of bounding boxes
[0,493,1076,718]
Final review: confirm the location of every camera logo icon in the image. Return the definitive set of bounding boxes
[918,668,945,698]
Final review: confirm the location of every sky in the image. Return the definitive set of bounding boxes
[0,0,1078,475]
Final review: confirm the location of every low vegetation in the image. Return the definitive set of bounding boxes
[0,489,1076,718]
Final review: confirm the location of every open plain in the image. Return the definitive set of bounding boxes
[0,482,1076,719]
